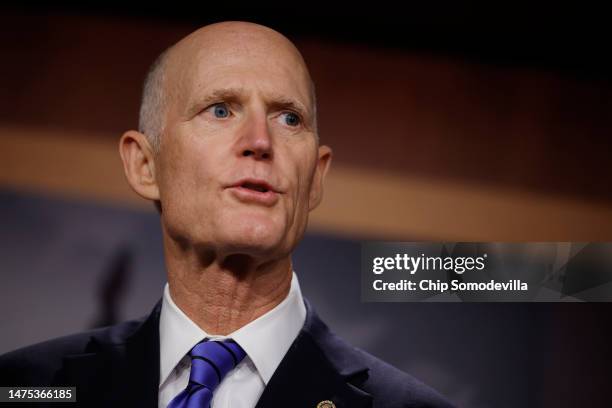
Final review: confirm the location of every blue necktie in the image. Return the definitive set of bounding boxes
[168,338,247,408]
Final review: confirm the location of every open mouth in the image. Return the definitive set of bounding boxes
[241,182,270,193]
[227,179,280,206]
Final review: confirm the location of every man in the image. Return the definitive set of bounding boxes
[0,22,453,407]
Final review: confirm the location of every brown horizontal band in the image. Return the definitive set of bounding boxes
[1,125,611,240]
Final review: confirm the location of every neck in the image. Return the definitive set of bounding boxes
[164,237,293,336]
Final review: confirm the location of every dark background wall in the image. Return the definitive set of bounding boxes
[1,5,611,407]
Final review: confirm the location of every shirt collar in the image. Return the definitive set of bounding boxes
[159,272,306,386]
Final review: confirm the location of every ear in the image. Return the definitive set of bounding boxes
[118,130,160,201]
[308,144,332,211]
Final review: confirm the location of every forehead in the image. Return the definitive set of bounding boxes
[169,30,313,113]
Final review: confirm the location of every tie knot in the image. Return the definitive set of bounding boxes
[187,339,247,391]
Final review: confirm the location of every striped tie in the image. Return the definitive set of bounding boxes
[167,338,247,408]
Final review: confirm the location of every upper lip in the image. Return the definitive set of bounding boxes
[228,178,281,193]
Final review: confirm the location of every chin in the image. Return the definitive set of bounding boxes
[218,216,289,258]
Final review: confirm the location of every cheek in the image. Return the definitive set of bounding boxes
[287,159,317,223]
[158,146,218,214]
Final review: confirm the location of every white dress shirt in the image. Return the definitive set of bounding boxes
[158,272,307,408]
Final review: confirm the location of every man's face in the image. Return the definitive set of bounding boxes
[154,27,330,261]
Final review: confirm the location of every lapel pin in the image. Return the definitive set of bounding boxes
[317,401,336,408]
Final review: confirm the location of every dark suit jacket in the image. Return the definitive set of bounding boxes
[0,300,454,407]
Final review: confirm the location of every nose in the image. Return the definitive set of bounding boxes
[238,115,273,161]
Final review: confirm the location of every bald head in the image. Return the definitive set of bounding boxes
[138,21,317,151]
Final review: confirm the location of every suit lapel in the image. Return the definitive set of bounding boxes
[59,302,161,407]
[255,300,373,408]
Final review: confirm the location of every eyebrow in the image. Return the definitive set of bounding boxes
[186,87,312,122]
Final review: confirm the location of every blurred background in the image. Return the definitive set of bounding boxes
[1,4,611,407]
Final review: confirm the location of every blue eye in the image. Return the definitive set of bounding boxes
[212,103,230,118]
[282,112,300,127]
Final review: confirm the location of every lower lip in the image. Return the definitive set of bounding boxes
[227,186,280,206]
